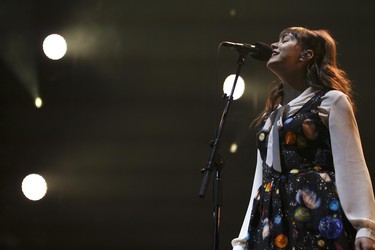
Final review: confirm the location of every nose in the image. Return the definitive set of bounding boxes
[271,42,278,50]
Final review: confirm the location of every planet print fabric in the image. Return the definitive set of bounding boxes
[246,91,357,249]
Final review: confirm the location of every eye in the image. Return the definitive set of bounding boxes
[281,34,292,43]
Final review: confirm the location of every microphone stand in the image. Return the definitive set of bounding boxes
[199,51,248,250]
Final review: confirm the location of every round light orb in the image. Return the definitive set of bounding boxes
[229,143,238,153]
[22,174,48,201]
[43,34,67,60]
[223,74,245,100]
[35,97,43,108]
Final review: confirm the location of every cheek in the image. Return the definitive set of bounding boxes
[280,49,300,63]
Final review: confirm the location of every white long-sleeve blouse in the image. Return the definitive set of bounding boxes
[232,87,375,250]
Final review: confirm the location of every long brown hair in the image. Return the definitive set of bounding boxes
[253,27,354,127]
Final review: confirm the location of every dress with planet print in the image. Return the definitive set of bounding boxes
[246,91,357,249]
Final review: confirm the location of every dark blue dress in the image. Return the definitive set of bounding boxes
[246,91,357,249]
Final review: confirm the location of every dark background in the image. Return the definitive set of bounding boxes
[1,0,374,249]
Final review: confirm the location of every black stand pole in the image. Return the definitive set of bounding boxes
[199,52,247,250]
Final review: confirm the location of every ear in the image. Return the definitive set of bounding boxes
[300,49,314,61]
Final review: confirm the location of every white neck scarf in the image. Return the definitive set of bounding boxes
[263,87,317,172]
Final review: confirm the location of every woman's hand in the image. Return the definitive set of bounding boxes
[355,237,375,250]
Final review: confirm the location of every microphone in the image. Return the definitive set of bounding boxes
[221,41,272,61]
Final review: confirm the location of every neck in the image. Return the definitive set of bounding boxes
[282,82,307,105]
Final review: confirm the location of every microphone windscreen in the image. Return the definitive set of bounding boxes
[251,42,272,62]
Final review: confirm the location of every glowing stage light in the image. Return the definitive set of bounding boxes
[229,143,238,153]
[35,97,43,108]
[229,9,236,17]
[21,174,48,201]
[43,34,67,60]
[223,74,245,100]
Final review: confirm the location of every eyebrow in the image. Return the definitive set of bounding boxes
[281,34,293,40]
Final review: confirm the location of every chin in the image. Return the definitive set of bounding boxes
[266,60,274,70]
[266,60,280,76]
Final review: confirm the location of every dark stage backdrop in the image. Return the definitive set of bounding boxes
[1,0,374,249]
